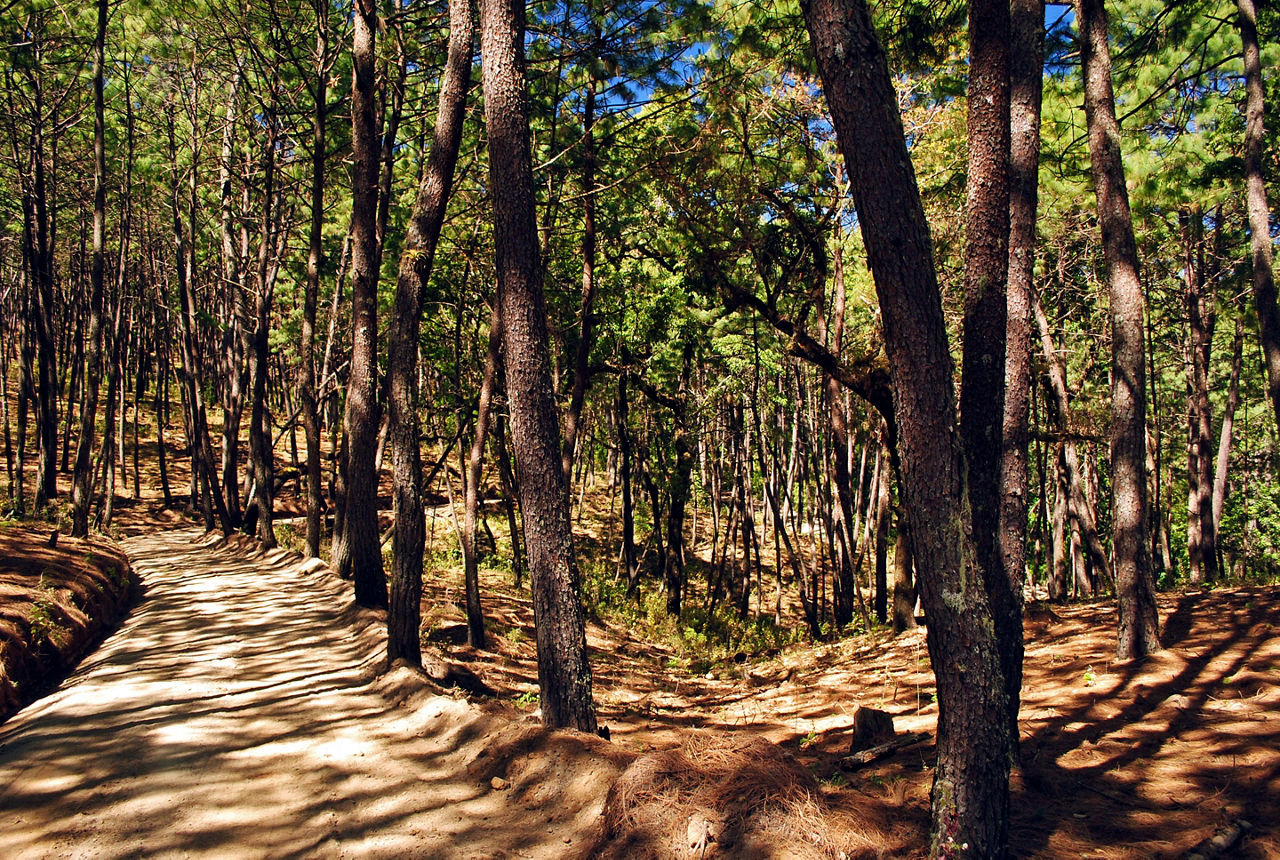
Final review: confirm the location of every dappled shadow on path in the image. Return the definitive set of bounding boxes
[1011,590,1280,857]
[0,529,609,859]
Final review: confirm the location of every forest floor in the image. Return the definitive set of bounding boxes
[0,511,1276,857]
[1,417,1278,856]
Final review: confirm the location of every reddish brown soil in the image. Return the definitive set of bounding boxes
[2,419,1277,856]
[424,567,1280,858]
[0,526,137,722]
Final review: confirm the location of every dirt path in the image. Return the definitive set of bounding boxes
[0,529,613,860]
[3,525,1278,858]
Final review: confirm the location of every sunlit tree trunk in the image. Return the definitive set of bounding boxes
[386,0,474,664]
[338,0,388,607]
[803,0,1011,852]
[300,3,331,559]
[1237,0,1280,436]
[70,0,108,537]
[1076,0,1160,659]
[479,0,596,732]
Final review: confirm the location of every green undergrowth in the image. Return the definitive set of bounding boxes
[581,560,805,676]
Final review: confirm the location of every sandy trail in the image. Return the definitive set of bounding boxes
[0,528,608,859]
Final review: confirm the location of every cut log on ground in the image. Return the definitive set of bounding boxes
[839,732,930,770]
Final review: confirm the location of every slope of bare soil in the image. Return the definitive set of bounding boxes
[0,526,137,723]
[430,566,1280,859]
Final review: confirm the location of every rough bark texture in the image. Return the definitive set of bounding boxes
[479,0,596,733]
[70,0,108,537]
[873,431,891,624]
[218,75,246,532]
[386,0,474,664]
[962,0,1021,763]
[618,370,638,593]
[561,76,598,483]
[1212,319,1245,531]
[998,0,1044,759]
[1076,0,1160,660]
[1183,212,1217,584]
[891,519,917,633]
[300,8,330,559]
[26,79,58,511]
[247,99,278,550]
[1236,0,1280,435]
[802,0,1011,853]
[462,305,499,649]
[340,0,388,608]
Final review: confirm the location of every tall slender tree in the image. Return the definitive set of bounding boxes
[338,0,388,607]
[70,0,109,537]
[479,0,597,732]
[961,0,1021,759]
[387,0,474,666]
[299,1,331,558]
[1236,0,1280,436]
[1075,0,1161,659]
[803,0,1012,852]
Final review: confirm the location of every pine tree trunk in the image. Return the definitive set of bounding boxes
[300,5,330,559]
[339,0,388,607]
[1236,0,1280,436]
[803,0,1011,851]
[998,0,1043,756]
[479,0,596,732]
[1182,211,1218,584]
[387,0,474,663]
[247,97,280,549]
[1212,319,1244,532]
[891,517,916,633]
[561,72,598,483]
[218,74,246,531]
[1076,0,1160,659]
[963,0,1023,762]
[70,0,108,537]
[462,301,498,649]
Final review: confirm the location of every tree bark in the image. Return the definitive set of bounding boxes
[300,5,330,559]
[339,0,388,607]
[999,0,1044,755]
[387,0,474,664]
[218,74,246,531]
[70,0,108,537]
[246,90,280,549]
[1076,0,1160,659]
[803,0,1012,853]
[561,71,598,483]
[873,428,891,624]
[479,0,596,732]
[891,515,916,633]
[1212,318,1244,532]
[462,301,499,649]
[618,369,638,593]
[24,70,58,511]
[1237,0,1280,436]
[1182,210,1217,584]
[962,0,1021,761]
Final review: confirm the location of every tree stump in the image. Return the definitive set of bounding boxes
[850,706,895,753]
